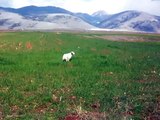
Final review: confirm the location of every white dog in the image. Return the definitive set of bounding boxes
[62,51,75,62]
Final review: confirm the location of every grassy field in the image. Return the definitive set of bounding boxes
[0,31,160,119]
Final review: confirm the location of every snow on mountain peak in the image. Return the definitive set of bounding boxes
[92,10,108,17]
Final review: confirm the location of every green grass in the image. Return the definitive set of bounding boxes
[0,32,160,119]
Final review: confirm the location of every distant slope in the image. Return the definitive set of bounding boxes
[75,13,98,26]
[35,13,95,29]
[98,11,160,33]
[92,10,109,22]
[0,11,57,30]
[0,11,95,30]
[75,11,109,26]
[0,5,72,16]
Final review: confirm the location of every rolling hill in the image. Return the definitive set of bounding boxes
[0,10,95,30]
[0,6,160,32]
[0,5,72,16]
[98,11,160,33]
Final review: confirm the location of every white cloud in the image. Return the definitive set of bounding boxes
[61,0,127,14]
[125,0,160,16]
[0,0,160,15]
[0,0,13,7]
[10,0,57,8]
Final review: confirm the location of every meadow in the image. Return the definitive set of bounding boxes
[0,31,160,119]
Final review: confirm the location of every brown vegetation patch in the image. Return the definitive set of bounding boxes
[64,101,107,120]
[23,91,35,98]
[142,96,160,119]
[56,39,64,46]
[84,34,160,42]
[0,107,3,120]
[39,39,47,46]
[64,112,107,120]
[54,39,63,52]
[10,105,20,113]
[97,35,146,42]
[15,42,23,50]
[101,72,114,76]
[99,49,110,55]
[0,72,6,77]
[39,34,45,39]
[55,47,61,52]
[83,35,97,39]
[0,87,9,93]
[64,114,79,120]
[0,43,9,49]
[138,71,160,84]
[0,33,6,36]
[80,112,107,120]
[4,105,23,119]
[90,48,97,52]
[34,102,56,114]
[52,87,72,103]
[26,42,32,49]
[34,104,48,114]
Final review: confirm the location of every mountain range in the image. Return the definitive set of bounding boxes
[0,6,160,33]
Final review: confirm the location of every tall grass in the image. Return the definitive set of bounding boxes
[0,32,160,119]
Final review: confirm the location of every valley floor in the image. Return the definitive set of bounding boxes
[0,31,160,119]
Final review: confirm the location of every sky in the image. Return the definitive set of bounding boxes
[0,0,160,15]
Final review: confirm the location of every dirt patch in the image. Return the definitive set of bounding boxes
[84,35,97,39]
[34,104,48,114]
[84,34,160,42]
[34,103,56,114]
[98,35,146,42]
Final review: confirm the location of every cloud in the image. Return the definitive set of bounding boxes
[125,0,160,15]
[0,0,13,7]
[10,0,58,8]
[60,0,128,14]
